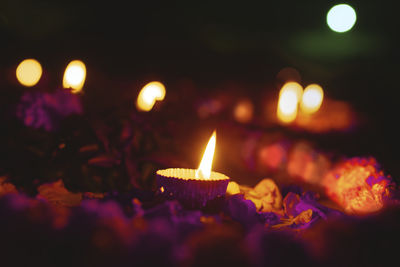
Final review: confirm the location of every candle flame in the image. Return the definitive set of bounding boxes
[63,60,86,93]
[16,59,42,87]
[300,84,324,114]
[195,131,216,179]
[136,81,166,111]
[277,82,303,123]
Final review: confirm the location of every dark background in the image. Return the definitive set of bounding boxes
[1,0,399,178]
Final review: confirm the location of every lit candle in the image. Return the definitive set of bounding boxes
[63,60,87,93]
[16,59,43,87]
[156,131,230,207]
[277,82,303,123]
[300,84,324,115]
[136,81,166,112]
[195,131,216,179]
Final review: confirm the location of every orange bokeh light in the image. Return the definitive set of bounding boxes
[233,99,253,123]
[259,143,286,170]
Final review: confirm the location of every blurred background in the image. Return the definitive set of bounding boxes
[0,0,399,180]
[1,4,400,266]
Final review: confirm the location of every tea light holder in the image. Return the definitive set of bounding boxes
[156,168,229,207]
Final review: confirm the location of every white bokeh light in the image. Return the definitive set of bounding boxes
[327,4,357,33]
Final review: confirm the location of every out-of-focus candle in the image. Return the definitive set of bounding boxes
[16,59,42,87]
[136,81,166,112]
[300,84,324,114]
[277,82,303,123]
[63,60,86,93]
[280,82,303,100]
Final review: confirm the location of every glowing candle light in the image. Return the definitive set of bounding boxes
[156,130,229,207]
[277,90,298,123]
[300,84,324,114]
[279,82,303,100]
[277,82,303,123]
[196,131,216,179]
[63,60,86,93]
[16,59,42,87]
[136,81,166,111]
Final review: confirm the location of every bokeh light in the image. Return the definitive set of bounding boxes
[63,60,87,93]
[279,82,303,100]
[233,99,254,123]
[327,4,357,33]
[136,81,166,112]
[197,99,222,119]
[16,59,42,87]
[277,90,298,123]
[277,82,303,123]
[259,143,287,170]
[300,84,324,114]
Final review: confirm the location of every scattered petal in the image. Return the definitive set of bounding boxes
[0,177,18,196]
[243,178,283,212]
[37,179,82,207]
[226,181,240,195]
[323,157,394,214]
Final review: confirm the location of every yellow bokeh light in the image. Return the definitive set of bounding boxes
[136,81,166,112]
[300,84,324,114]
[63,60,86,93]
[277,82,303,123]
[279,82,303,100]
[327,4,357,33]
[16,59,43,87]
[195,131,216,180]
